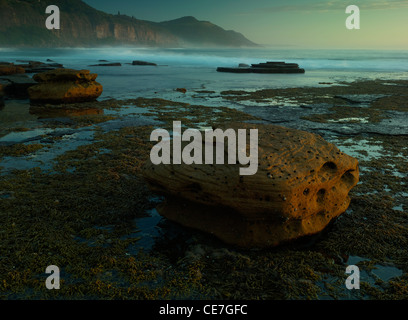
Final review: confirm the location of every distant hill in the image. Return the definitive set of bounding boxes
[159,16,257,47]
[0,0,257,48]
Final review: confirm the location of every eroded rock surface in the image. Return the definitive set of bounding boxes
[143,123,359,247]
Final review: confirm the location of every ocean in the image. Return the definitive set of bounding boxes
[1,47,408,101]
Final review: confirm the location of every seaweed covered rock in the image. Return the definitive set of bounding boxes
[143,123,359,248]
[28,69,103,104]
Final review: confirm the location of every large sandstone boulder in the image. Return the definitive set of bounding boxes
[143,123,359,248]
[28,69,103,104]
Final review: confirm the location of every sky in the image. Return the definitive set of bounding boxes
[82,0,408,49]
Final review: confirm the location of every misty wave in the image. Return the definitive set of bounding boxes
[1,47,407,72]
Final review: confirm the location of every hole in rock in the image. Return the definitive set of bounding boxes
[322,161,338,172]
[303,188,310,196]
[317,189,326,203]
[341,170,356,187]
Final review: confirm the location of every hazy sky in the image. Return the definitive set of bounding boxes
[83,0,408,49]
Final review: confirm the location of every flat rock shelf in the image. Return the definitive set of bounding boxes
[217,61,306,74]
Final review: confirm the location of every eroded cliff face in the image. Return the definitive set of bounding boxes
[0,0,179,47]
[0,0,257,47]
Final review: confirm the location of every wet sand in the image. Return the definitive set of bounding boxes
[0,79,407,299]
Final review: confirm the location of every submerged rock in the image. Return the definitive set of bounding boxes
[0,63,25,76]
[89,63,122,67]
[0,74,37,99]
[28,69,103,104]
[143,123,359,248]
[176,88,187,94]
[30,105,104,118]
[14,60,64,73]
[132,60,157,66]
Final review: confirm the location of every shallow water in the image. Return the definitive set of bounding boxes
[1,47,408,101]
[330,138,385,162]
[347,256,403,283]
[0,128,95,174]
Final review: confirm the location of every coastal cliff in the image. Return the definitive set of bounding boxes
[0,0,257,47]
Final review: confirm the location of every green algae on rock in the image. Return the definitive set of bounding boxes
[0,91,406,300]
[0,143,45,158]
